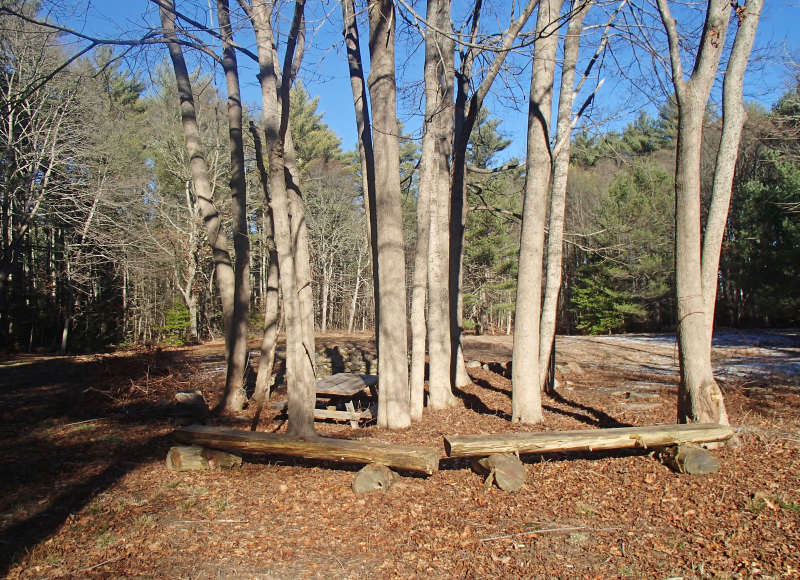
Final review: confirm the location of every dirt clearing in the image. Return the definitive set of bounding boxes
[1,330,798,578]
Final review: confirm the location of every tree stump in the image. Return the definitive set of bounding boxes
[471,453,526,491]
[658,444,720,474]
[352,463,398,494]
[166,445,242,472]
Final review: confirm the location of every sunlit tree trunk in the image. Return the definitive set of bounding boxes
[342,0,380,345]
[242,0,316,438]
[423,0,457,410]
[367,0,411,428]
[249,123,280,430]
[538,0,591,391]
[217,0,250,413]
[657,0,762,424]
[159,0,236,357]
[512,0,563,423]
[449,0,540,391]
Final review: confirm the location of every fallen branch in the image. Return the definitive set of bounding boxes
[478,525,620,542]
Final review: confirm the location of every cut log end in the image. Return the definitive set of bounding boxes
[471,453,526,492]
[166,445,242,472]
[352,463,398,494]
[658,444,720,474]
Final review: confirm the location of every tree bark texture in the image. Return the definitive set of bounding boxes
[341,0,381,342]
[245,0,316,438]
[217,0,250,413]
[175,425,440,474]
[249,123,280,430]
[512,0,563,423]
[367,0,411,428]
[409,138,431,419]
[444,423,734,457]
[159,0,236,359]
[449,0,540,392]
[700,0,763,346]
[657,0,760,424]
[538,0,590,391]
[423,0,457,410]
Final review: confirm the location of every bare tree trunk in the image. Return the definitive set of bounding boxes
[424,0,457,410]
[284,122,316,362]
[449,0,540,391]
[342,0,380,342]
[218,0,250,413]
[242,0,316,438]
[658,0,760,424]
[367,0,410,428]
[321,265,329,333]
[700,0,763,347]
[512,0,563,423]
[538,0,590,391]
[249,123,280,429]
[159,0,236,357]
[409,138,431,419]
[348,246,363,334]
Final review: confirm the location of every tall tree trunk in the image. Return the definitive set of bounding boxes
[321,265,329,333]
[450,0,540,391]
[348,246,364,334]
[342,0,380,343]
[409,136,431,419]
[218,0,251,413]
[159,0,236,356]
[244,0,316,438]
[657,0,760,424]
[283,120,316,365]
[512,0,563,423]
[249,123,280,430]
[424,0,457,410]
[367,0,411,428]
[700,0,763,347]
[538,0,590,391]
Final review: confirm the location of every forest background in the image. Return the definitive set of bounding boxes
[1,0,798,356]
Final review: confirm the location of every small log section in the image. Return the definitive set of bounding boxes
[444,423,734,458]
[166,445,242,471]
[658,443,721,474]
[174,425,440,475]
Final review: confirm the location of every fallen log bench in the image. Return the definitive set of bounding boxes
[443,423,734,458]
[174,425,440,475]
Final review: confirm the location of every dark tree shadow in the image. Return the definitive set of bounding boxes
[544,389,631,428]
[452,384,512,421]
[324,346,346,374]
[0,350,207,575]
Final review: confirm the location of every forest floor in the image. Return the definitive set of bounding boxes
[1,330,798,579]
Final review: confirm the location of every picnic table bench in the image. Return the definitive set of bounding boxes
[272,373,378,427]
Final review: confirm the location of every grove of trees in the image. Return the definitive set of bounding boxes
[2,0,796,433]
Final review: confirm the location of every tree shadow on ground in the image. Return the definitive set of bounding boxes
[453,382,512,421]
[544,389,631,428]
[0,350,206,575]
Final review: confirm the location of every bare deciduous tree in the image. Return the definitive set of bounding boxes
[512,0,564,423]
[657,0,763,424]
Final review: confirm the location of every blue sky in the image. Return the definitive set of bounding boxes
[59,0,800,162]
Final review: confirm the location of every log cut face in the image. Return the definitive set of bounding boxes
[174,425,440,475]
[444,423,734,457]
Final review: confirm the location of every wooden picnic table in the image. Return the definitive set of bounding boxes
[273,373,378,427]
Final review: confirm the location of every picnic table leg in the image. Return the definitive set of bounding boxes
[345,400,359,428]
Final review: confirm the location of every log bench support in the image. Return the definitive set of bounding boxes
[174,425,440,475]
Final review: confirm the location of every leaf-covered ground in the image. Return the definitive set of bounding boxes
[1,331,798,578]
